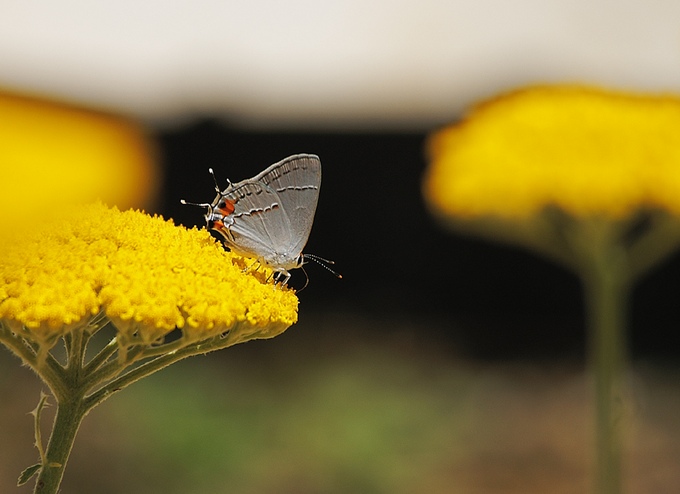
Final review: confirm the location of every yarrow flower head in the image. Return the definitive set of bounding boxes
[0,202,298,349]
[0,202,301,494]
[424,85,680,220]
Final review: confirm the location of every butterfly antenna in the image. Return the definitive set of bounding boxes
[208,168,234,193]
[304,254,342,279]
[208,168,221,193]
[180,199,211,208]
[181,167,230,207]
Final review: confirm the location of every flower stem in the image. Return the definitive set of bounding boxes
[33,396,87,494]
[581,240,629,494]
[4,319,272,493]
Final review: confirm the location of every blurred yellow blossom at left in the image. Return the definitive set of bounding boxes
[0,89,158,234]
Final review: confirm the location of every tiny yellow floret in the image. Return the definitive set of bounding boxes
[0,203,298,345]
[424,85,680,219]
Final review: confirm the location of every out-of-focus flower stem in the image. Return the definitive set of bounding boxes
[574,226,629,494]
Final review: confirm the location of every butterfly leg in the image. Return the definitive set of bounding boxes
[270,269,291,286]
[243,258,261,273]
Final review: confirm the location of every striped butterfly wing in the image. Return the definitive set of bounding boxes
[253,154,321,257]
[212,180,293,261]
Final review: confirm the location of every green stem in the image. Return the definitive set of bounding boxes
[82,333,235,411]
[33,396,87,494]
[30,326,91,494]
[581,242,629,494]
[0,329,67,399]
[3,319,260,493]
[83,348,190,411]
[31,393,51,468]
[83,337,119,373]
[627,213,680,281]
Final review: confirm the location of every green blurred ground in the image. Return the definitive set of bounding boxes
[1,313,679,493]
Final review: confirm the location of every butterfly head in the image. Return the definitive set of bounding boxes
[180,168,236,232]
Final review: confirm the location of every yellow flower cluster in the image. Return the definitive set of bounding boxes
[424,85,680,219]
[0,203,298,346]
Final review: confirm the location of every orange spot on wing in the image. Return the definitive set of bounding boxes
[218,199,235,216]
[211,219,225,230]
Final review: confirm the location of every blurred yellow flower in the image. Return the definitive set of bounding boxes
[0,203,298,348]
[0,90,158,233]
[424,85,680,219]
[424,85,680,494]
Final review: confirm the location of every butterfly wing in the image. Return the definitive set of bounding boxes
[210,180,293,261]
[253,154,321,256]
